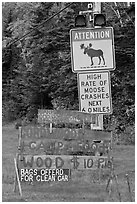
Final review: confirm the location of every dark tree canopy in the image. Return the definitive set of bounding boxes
[2,2,135,139]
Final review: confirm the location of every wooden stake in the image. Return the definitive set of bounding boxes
[98,167,101,184]
[106,159,122,202]
[18,127,22,153]
[82,119,85,135]
[114,174,121,202]
[13,174,17,193]
[14,158,22,197]
[125,173,132,202]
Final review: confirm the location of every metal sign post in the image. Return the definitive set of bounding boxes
[70,2,115,130]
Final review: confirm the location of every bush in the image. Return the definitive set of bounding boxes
[120,125,135,145]
[2,100,18,122]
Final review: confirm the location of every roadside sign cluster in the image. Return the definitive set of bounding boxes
[14,110,112,196]
[70,27,115,115]
[14,27,115,196]
[14,123,112,195]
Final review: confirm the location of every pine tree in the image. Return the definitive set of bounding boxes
[2,2,135,133]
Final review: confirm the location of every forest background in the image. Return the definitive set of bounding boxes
[2,2,135,144]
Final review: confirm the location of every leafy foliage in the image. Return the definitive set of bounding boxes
[2,2,135,142]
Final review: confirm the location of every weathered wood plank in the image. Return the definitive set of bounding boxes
[20,138,111,155]
[21,126,111,140]
[18,155,112,170]
[38,109,96,124]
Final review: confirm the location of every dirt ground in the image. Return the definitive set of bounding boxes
[2,124,135,202]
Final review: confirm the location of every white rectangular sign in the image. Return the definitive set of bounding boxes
[78,71,112,114]
[70,27,115,72]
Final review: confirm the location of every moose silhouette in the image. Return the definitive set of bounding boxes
[80,43,105,66]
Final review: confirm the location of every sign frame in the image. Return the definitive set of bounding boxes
[77,71,112,114]
[70,27,115,73]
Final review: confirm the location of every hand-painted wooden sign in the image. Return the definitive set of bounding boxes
[15,118,112,194]
[38,109,96,124]
[20,137,111,155]
[20,126,111,140]
[19,155,112,170]
[19,126,112,155]
[15,116,112,194]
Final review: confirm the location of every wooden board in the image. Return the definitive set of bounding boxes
[20,138,111,155]
[18,155,112,170]
[21,126,111,140]
[38,109,96,124]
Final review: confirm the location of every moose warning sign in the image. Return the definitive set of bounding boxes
[78,71,112,114]
[70,27,115,72]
